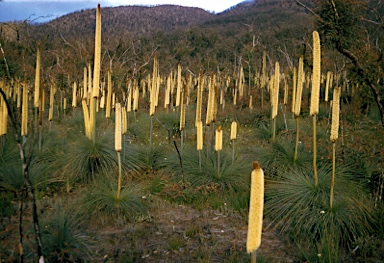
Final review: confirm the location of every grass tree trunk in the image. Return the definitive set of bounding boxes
[294,116,299,162]
[38,93,43,152]
[92,97,97,143]
[117,151,122,199]
[215,126,222,176]
[150,115,153,147]
[251,251,256,263]
[25,175,44,262]
[232,139,235,164]
[312,115,318,186]
[330,141,336,209]
[18,190,24,263]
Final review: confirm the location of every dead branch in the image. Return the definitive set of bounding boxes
[295,0,324,23]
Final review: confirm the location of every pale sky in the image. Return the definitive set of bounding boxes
[0,0,246,23]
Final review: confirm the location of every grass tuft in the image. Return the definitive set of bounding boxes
[80,174,148,225]
[166,146,251,192]
[265,162,375,260]
[41,199,91,262]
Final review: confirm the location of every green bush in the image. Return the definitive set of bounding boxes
[79,173,148,225]
[265,163,375,261]
[165,146,251,192]
[41,199,91,262]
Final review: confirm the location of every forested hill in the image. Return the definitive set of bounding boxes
[31,0,311,43]
[37,5,215,39]
[1,0,314,79]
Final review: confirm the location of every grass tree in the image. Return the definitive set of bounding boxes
[310,30,321,186]
[41,199,91,262]
[33,44,44,152]
[196,120,203,171]
[34,44,40,128]
[122,105,127,159]
[115,103,123,199]
[294,57,304,162]
[149,53,158,147]
[329,87,340,209]
[80,172,148,225]
[91,4,101,143]
[165,144,250,193]
[265,161,375,262]
[205,73,216,152]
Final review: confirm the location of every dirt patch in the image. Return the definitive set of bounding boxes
[89,200,294,262]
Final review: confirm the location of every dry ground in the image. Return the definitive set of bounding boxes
[89,197,294,263]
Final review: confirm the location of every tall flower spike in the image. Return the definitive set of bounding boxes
[291,66,297,114]
[115,103,122,152]
[283,75,288,105]
[294,56,304,116]
[150,54,158,116]
[325,71,331,102]
[215,126,222,151]
[272,62,279,119]
[175,63,181,107]
[197,120,203,151]
[92,4,101,99]
[206,74,214,126]
[48,85,54,121]
[34,44,41,109]
[179,89,186,131]
[195,70,203,127]
[72,82,77,108]
[310,31,321,116]
[106,70,112,118]
[247,162,264,253]
[83,67,87,99]
[21,80,28,136]
[82,100,91,139]
[230,121,237,140]
[330,87,340,142]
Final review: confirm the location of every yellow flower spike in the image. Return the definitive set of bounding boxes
[115,103,122,152]
[295,56,304,117]
[247,162,264,254]
[310,31,321,116]
[92,4,101,99]
[215,126,222,151]
[34,44,40,109]
[330,87,340,142]
[197,120,203,151]
[230,121,237,141]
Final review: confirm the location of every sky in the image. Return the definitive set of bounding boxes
[0,0,245,23]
